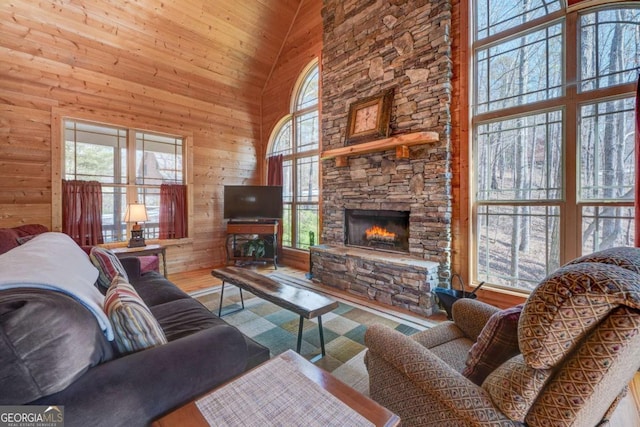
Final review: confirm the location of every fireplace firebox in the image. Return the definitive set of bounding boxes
[345,209,410,253]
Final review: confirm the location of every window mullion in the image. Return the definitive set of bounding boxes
[124,129,137,243]
[574,82,637,102]
[473,98,567,124]
[126,130,137,204]
[564,11,579,264]
[291,112,299,249]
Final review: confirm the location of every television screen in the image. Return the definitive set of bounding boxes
[223,185,283,220]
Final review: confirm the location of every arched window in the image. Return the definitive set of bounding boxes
[471,1,639,291]
[268,60,320,250]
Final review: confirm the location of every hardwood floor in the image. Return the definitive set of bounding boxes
[167,267,223,294]
[169,264,640,425]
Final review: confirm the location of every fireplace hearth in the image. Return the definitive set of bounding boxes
[345,209,410,253]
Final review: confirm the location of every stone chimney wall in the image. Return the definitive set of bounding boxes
[321,0,453,283]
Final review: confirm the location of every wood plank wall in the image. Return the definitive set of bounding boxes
[450,0,468,284]
[261,0,323,271]
[0,0,302,273]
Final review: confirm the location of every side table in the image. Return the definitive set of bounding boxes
[111,244,167,277]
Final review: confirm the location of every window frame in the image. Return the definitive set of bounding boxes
[52,108,194,245]
[267,59,320,251]
[470,2,638,293]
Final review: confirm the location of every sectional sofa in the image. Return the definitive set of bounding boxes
[0,226,269,427]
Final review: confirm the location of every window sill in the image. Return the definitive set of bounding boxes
[471,284,528,309]
[100,237,193,249]
[153,237,193,247]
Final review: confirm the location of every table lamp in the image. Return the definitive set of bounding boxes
[124,203,148,248]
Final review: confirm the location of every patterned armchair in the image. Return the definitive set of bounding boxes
[365,247,640,426]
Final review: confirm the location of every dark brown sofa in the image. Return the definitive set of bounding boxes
[0,225,269,427]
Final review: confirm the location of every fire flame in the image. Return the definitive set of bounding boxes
[365,225,396,242]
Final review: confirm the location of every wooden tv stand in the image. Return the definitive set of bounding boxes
[225,220,278,269]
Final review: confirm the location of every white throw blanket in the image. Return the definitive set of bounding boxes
[0,232,114,340]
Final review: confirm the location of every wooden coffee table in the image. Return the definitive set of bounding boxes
[211,266,338,360]
[152,350,400,427]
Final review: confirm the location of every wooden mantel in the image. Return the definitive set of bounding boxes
[320,131,439,166]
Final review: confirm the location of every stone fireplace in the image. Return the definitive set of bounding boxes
[345,209,410,253]
[312,0,453,317]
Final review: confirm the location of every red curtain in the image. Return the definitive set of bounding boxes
[267,154,284,258]
[635,75,640,247]
[267,154,283,186]
[62,180,104,246]
[160,184,187,239]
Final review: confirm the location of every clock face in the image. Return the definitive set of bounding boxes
[353,104,379,134]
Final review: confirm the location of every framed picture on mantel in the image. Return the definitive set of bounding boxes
[345,88,394,146]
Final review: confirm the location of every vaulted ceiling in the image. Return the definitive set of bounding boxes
[1,0,304,105]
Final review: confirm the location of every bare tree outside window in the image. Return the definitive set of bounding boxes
[472,2,639,292]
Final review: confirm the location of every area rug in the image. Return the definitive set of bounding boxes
[193,272,427,395]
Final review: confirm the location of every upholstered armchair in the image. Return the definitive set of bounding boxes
[365,247,640,426]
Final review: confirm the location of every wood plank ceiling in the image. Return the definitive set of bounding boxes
[2,0,302,102]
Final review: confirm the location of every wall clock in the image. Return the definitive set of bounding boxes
[345,88,394,145]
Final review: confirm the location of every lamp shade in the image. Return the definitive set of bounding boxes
[124,203,148,223]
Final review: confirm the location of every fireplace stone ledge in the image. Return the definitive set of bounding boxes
[310,244,439,317]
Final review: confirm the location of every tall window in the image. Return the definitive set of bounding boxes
[64,120,184,242]
[268,61,320,250]
[472,1,639,291]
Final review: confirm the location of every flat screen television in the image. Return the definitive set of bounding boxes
[223,185,283,220]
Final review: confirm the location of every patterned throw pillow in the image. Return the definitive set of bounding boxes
[462,304,523,385]
[104,275,167,354]
[90,247,129,293]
